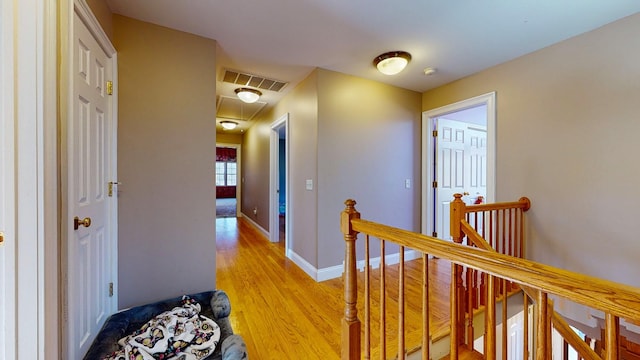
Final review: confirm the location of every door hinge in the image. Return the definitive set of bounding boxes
[432,231,438,237]
[109,282,114,297]
[432,181,437,188]
[106,80,113,95]
[432,130,438,137]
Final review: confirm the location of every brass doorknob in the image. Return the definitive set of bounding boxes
[74,216,92,230]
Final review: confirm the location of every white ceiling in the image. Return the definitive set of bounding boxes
[105,0,640,133]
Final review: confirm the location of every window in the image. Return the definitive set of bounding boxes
[216,161,237,186]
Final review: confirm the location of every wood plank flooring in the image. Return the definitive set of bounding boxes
[215,217,454,359]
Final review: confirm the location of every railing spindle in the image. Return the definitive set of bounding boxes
[523,293,529,360]
[398,246,405,360]
[502,277,508,360]
[364,235,371,359]
[536,291,549,360]
[380,239,386,360]
[422,253,430,360]
[485,274,497,360]
[605,313,619,360]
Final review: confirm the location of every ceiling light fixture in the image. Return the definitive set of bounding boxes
[373,51,412,75]
[220,121,238,130]
[234,87,262,103]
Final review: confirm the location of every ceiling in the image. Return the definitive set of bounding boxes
[105,0,640,134]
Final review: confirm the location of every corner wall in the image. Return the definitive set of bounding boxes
[114,15,217,308]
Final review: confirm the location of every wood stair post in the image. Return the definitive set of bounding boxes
[450,194,467,356]
[341,199,361,360]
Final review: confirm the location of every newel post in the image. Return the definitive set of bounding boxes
[342,199,361,360]
[450,194,467,351]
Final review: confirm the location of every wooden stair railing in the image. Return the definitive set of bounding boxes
[450,194,531,358]
[341,198,640,360]
[452,194,606,360]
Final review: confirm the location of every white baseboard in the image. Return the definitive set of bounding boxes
[240,213,269,238]
[287,249,318,281]
[315,249,421,282]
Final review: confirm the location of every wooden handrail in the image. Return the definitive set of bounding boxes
[349,218,640,322]
[464,196,531,213]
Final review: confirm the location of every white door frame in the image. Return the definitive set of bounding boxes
[421,92,496,236]
[63,1,118,358]
[1,0,59,358]
[269,113,290,252]
[216,142,242,217]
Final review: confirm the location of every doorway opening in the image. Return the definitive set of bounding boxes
[216,143,241,218]
[421,92,496,241]
[269,114,290,253]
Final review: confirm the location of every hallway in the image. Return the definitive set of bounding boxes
[215,216,453,359]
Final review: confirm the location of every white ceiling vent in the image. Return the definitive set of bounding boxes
[222,69,288,92]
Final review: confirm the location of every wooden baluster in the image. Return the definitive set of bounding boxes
[450,262,459,359]
[502,277,508,360]
[547,299,554,359]
[422,253,430,360]
[467,267,474,350]
[536,291,549,360]
[563,339,570,360]
[341,199,361,360]
[364,235,371,360]
[450,194,466,350]
[519,197,531,259]
[605,313,620,360]
[398,246,405,360]
[523,294,529,360]
[485,274,496,360]
[507,208,513,291]
[380,239,386,360]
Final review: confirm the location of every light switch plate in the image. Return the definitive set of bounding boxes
[306,179,313,190]
[405,179,411,189]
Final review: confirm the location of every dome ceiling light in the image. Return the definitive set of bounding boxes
[234,87,262,103]
[220,121,238,130]
[373,51,412,75]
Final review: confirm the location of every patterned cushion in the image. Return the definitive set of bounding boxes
[83,290,248,360]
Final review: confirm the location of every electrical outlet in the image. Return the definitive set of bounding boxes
[405,179,411,189]
[253,207,258,215]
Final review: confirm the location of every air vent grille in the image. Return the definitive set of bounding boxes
[222,69,288,92]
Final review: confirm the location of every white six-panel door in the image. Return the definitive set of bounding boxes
[68,12,116,359]
[435,118,487,240]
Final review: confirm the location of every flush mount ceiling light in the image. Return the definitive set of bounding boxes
[220,121,238,130]
[373,51,412,75]
[234,87,262,103]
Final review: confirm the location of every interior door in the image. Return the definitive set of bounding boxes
[68,13,116,358]
[435,118,487,240]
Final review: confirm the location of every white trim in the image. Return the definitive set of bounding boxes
[0,0,17,358]
[269,114,290,251]
[241,213,270,239]
[215,142,242,217]
[421,92,497,236]
[315,249,421,281]
[288,250,318,280]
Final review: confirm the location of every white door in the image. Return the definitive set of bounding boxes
[68,13,117,358]
[435,118,487,240]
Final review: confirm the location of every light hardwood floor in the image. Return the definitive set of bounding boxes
[215,217,453,359]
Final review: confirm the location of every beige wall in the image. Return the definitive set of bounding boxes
[216,132,243,144]
[242,68,421,270]
[423,13,640,290]
[114,15,217,308]
[85,0,113,40]
[316,69,421,268]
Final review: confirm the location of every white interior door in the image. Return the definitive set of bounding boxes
[68,12,116,358]
[435,118,487,240]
